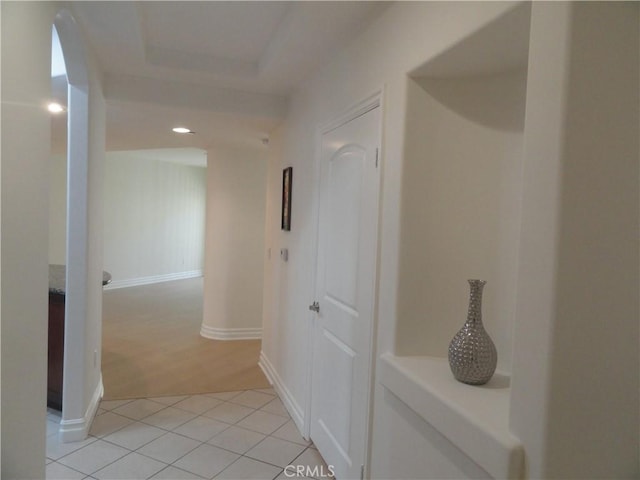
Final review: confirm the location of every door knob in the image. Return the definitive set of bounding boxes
[309,301,320,313]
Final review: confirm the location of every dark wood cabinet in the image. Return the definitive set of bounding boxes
[47,265,111,411]
[47,292,65,410]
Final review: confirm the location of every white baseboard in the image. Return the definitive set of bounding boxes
[200,324,262,340]
[104,270,203,290]
[59,375,103,443]
[259,351,305,432]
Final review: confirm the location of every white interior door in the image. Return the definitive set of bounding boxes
[310,102,381,480]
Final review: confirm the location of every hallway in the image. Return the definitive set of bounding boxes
[3,3,637,479]
[46,389,330,479]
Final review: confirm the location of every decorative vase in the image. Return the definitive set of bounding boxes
[448,279,497,385]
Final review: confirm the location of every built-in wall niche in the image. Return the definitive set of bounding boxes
[382,5,532,476]
[395,2,531,376]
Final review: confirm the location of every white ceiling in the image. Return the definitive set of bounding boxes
[51,1,389,158]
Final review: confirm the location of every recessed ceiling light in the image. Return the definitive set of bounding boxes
[47,102,65,114]
[172,127,194,134]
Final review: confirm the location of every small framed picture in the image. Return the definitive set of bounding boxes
[281,167,292,231]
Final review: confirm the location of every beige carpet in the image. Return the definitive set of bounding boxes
[101,277,270,400]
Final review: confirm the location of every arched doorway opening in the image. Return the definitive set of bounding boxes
[52,8,104,442]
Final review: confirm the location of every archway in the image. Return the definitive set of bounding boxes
[53,8,103,442]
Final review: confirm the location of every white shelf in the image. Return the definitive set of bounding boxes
[378,353,523,479]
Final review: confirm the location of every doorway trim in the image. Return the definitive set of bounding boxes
[303,88,384,477]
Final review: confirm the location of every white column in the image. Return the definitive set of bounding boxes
[201,146,267,340]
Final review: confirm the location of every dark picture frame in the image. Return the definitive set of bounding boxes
[281,167,292,231]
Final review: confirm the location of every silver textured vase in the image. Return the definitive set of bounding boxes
[448,279,497,385]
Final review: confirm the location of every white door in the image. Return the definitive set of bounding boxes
[310,102,381,480]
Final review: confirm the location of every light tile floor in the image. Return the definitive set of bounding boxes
[46,388,331,480]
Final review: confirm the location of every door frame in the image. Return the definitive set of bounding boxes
[303,88,384,476]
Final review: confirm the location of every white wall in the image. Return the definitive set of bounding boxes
[261,1,638,478]
[102,151,206,287]
[260,1,525,476]
[49,154,67,264]
[509,3,639,477]
[50,151,206,287]
[83,42,106,431]
[52,6,106,443]
[202,146,267,339]
[1,2,56,476]
[1,2,106,452]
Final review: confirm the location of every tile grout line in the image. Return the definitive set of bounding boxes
[131,415,256,477]
[47,460,90,479]
[141,409,301,475]
[47,389,320,480]
[93,450,164,479]
[152,463,207,480]
[239,434,306,471]
[91,400,257,466]
[51,399,206,470]
[213,453,284,479]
